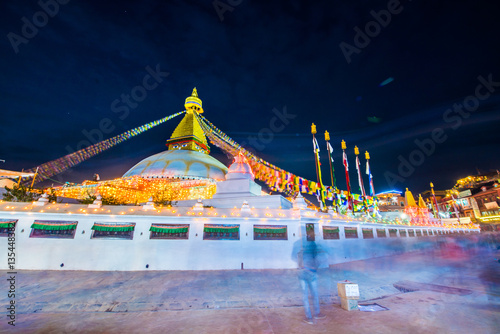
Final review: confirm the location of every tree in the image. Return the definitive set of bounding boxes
[2,184,39,202]
[101,195,126,206]
[77,192,96,205]
[45,188,58,203]
[77,192,126,205]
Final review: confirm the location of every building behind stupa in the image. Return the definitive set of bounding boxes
[56,89,228,204]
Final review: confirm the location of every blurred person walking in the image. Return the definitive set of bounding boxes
[295,238,326,324]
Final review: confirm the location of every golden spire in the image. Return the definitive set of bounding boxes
[166,89,209,153]
[418,194,427,208]
[184,87,204,114]
[341,140,346,150]
[405,188,417,207]
[365,151,370,160]
[311,123,317,134]
[354,146,359,155]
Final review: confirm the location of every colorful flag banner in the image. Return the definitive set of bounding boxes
[327,142,337,188]
[342,150,353,211]
[366,160,375,197]
[195,113,371,207]
[355,155,366,198]
[26,111,185,183]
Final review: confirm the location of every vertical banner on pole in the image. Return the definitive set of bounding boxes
[325,130,338,213]
[430,182,441,225]
[311,123,325,210]
[365,151,378,216]
[354,146,367,214]
[342,140,353,213]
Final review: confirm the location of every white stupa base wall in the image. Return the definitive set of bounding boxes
[0,205,477,272]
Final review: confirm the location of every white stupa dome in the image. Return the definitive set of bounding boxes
[123,150,227,181]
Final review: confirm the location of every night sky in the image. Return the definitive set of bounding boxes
[1,0,499,194]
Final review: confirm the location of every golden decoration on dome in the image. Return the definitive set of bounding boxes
[55,176,217,204]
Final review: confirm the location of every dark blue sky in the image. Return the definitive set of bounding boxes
[1,0,499,193]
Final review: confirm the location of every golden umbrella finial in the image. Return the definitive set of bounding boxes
[341,139,346,150]
[354,146,359,155]
[311,123,317,135]
[365,151,370,160]
[324,130,330,141]
[184,87,203,114]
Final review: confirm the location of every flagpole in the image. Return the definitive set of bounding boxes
[311,123,325,210]
[30,167,39,189]
[341,140,353,214]
[354,146,368,214]
[365,151,375,196]
[450,193,461,224]
[430,182,441,225]
[365,151,378,217]
[325,131,338,212]
[17,169,24,187]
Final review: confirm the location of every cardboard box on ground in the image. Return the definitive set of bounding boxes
[337,281,360,299]
[340,298,359,311]
[338,280,360,311]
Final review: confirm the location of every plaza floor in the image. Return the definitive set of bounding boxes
[1,246,499,333]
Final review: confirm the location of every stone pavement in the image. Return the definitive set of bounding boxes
[1,247,499,333]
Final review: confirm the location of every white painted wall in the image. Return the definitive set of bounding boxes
[0,210,477,271]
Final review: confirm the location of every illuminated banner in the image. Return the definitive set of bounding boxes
[485,202,499,210]
[458,190,471,198]
[470,198,481,218]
